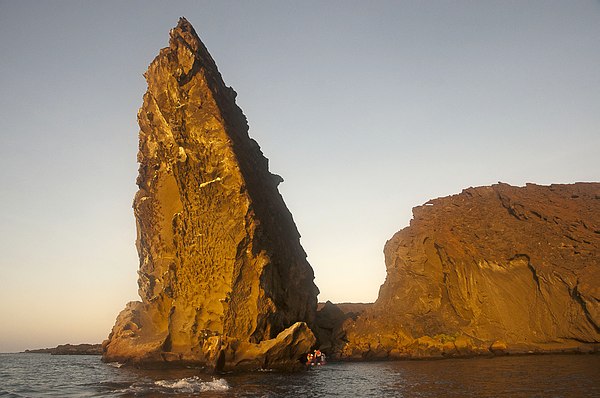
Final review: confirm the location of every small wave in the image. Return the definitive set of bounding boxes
[107,362,124,368]
[0,388,30,398]
[155,377,230,393]
[114,382,148,395]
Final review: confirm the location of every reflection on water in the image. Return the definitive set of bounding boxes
[0,353,598,397]
[228,355,600,397]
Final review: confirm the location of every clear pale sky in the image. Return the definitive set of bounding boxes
[0,1,598,352]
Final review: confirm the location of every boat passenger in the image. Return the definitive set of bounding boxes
[314,349,322,365]
[306,352,314,366]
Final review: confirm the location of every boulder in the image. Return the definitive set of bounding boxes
[203,322,315,371]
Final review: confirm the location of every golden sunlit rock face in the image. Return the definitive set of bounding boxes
[341,183,600,358]
[103,18,318,370]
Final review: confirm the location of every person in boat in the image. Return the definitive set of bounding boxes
[319,351,327,365]
[312,349,326,366]
[314,349,322,365]
[306,352,314,367]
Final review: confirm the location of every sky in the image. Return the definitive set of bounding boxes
[0,0,598,353]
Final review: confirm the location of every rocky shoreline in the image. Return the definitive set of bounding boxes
[25,344,102,355]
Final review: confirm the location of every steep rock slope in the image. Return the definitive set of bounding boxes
[316,302,372,354]
[342,183,600,358]
[103,18,318,369]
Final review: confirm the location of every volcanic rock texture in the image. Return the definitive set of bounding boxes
[103,18,318,369]
[342,183,600,358]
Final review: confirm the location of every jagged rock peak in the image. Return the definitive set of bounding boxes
[171,17,198,44]
[103,18,318,370]
[166,17,220,79]
[174,16,195,35]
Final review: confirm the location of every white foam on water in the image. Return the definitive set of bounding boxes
[115,381,148,395]
[155,376,230,393]
[107,362,124,368]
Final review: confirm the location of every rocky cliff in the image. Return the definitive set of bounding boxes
[341,183,600,358]
[103,18,318,370]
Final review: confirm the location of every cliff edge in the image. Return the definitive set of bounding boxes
[341,183,600,358]
[103,18,318,370]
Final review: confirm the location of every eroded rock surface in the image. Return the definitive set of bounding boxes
[103,18,318,369]
[342,183,600,359]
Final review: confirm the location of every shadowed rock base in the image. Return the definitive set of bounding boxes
[205,322,315,372]
[105,303,314,371]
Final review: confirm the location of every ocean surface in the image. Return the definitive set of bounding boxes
[0,353,598,397]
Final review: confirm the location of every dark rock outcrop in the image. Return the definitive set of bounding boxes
[103,17,318,369]
[341,183,600,359]
[25,344,102,355]
[315,302,371,356]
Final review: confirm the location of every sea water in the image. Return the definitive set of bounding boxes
[0,353,598,397]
